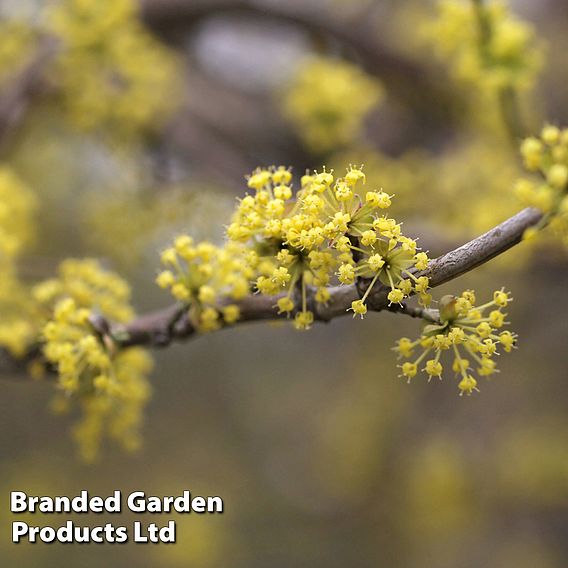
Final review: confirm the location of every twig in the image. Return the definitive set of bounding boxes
[386,303,439,323]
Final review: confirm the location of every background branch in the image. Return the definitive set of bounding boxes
[140,0,459,127]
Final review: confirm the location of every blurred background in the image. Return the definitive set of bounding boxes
[1,0,568,566]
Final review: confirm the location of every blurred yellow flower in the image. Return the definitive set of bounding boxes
[282,56,384,152]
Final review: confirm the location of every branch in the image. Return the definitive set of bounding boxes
[111,207,543,348]
[417,207,542,287]
[140,0,458,124]
[0,206,544,377]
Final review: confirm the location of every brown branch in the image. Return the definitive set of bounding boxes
[417,207,542,286]
[0,206,545,377]
[139,0,458,125]
[386,302,439,323]
[110,206,543,348]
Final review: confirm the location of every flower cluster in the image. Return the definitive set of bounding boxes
[0,267,38,358]
[0,167,37,263]
[425,0,542,93]
[159,165,431,331]
[47,0,180,137]
[333,139,524,239]
[0,167,38,357]
[516,125,568,245]
[156,238,251,332]
[282,57,384,153]
[0,169,156,460]
[34,258,135,322]
[394,289,516,395]
[237,166,431,322]
[35,259,153,461]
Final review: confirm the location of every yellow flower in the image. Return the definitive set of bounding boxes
[198,285,216,304]
[350,300,367,318]
[424,359,443,380]
[387,289,405,305]
[424,0,542,94]
[395,289,516,395]
[199,307,220,332]
[338,263,356,285]
[222,305,240,325]
[294,311,314,331]
[516,126,568,247]
[277,297,295,314]
[156,270,175,289]
[400,362,418,382]
[458,375,478,396]
[35,262,153,461]
[47,0,181,138]
[282,56,384,152]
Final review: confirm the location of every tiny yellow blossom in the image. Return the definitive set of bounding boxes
[277,297,295,314]
[294,310,314,330]
[351,300,368,318]
[400,362,418,382]
[34,260,152,461]
[156,270,175,289]
[282,56,384,152]
[458,375,479,396]
[394,288,516,395]
[424,359,443,380]
[388,289,405,305]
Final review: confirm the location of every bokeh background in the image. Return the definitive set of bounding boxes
[1,0,568,566]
